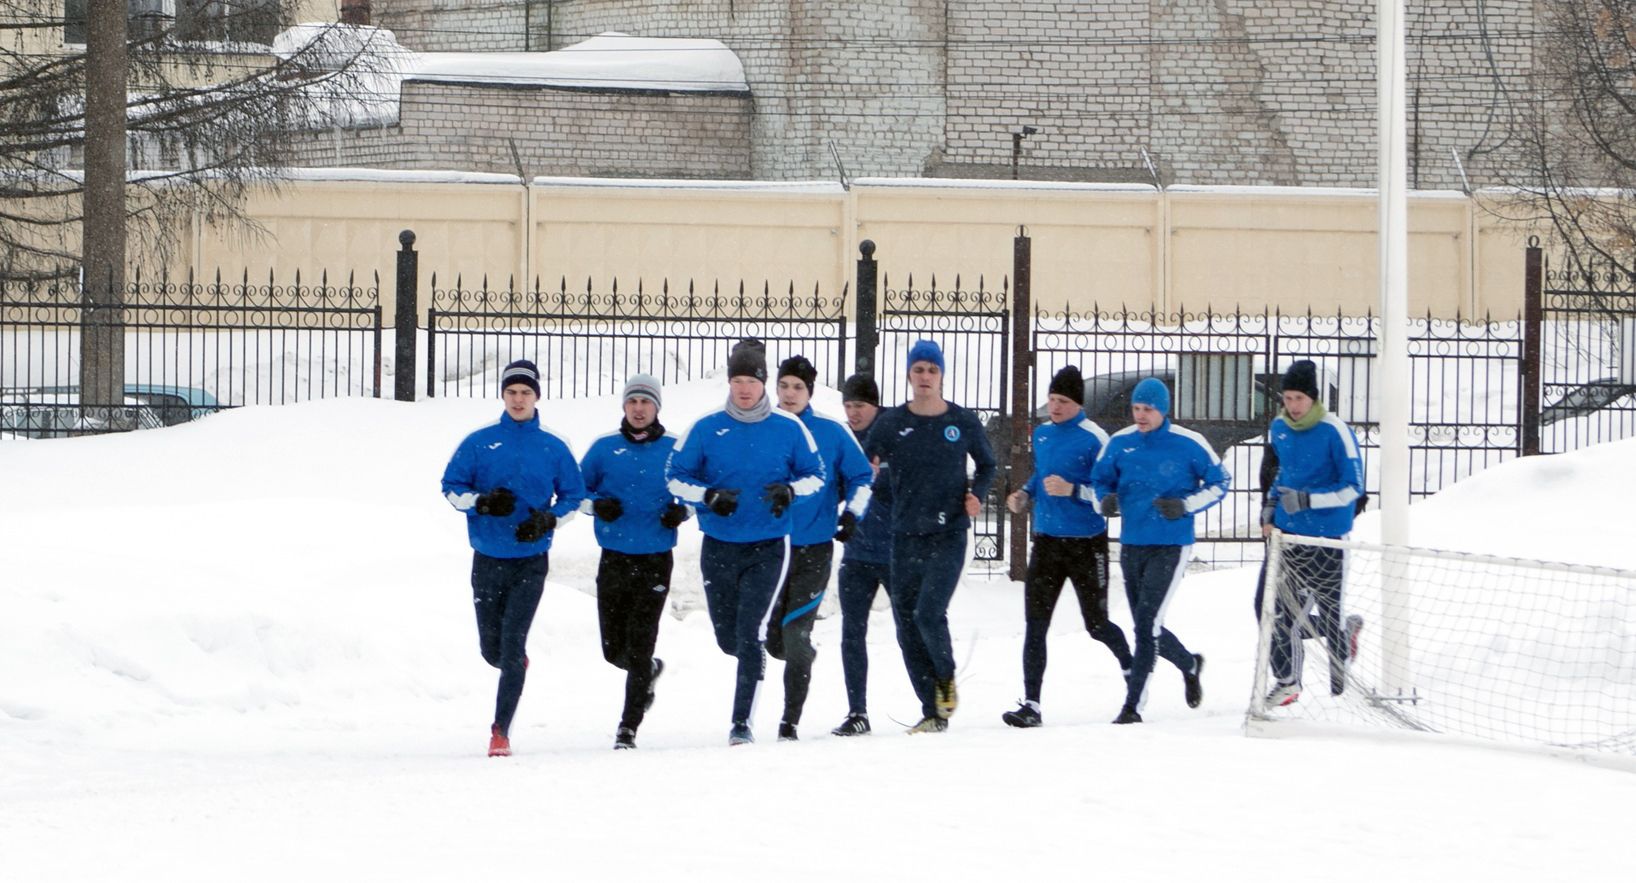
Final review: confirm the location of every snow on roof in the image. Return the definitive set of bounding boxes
[274,25,748,130]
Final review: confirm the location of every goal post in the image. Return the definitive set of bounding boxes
[1247,530,1636,759]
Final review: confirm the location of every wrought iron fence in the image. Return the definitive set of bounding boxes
[876,272,1012,561]
[1536,258,1636,454]
[0,270,382,438]
[425,276,848,400]
[1031,306,1526,565]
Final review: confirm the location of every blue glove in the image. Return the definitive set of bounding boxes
[1277,488,1311,515]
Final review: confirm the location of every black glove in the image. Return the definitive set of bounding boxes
[763,483,795,517]
[834,510,858,543]
[1260,504,1277,527]
[1154,497,1188,520]
[515,508,557,543]
[704,487,740,517]
[1278,488,1311,515]
[592,496,624,522]
[474,487,516,517]
[659,501,691,530]
[1099,493,1120,518]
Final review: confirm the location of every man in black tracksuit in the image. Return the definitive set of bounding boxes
[830,373,894,737]
[865,339,998,734]
[578,374,691,749]
[1001,365,1133,727]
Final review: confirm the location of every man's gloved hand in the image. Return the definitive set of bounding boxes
[659,502,691,530]
[515,508,557,543]
[474,487,516,517]
[1278,488,1311,515]
[1099,493,1120,518]
[1261,503,1277,527]
[763,483,795,517]
[834,510,859,542]
[704,488,740,517]
[1154,497,1188,520]
[592,496,624,522]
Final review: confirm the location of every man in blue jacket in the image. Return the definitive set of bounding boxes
[830,373,893,737]
[1090,376,1228,725]
[1256,360,1366,706]
[667,339,827,746]
[865,340,998,734]
[441,359,586,756]
[579,374,691,749]
[1001,365,1133,727]
[765,355,874,741]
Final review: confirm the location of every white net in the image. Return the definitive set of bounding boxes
[1248,531,1636,757]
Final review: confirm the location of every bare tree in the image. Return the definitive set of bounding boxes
[1,3,382,276]
[1504,0,1636,279]
[1,2,382,408]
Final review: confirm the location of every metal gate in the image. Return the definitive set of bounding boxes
[857,242,1016,563]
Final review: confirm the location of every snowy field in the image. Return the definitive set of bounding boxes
[2,380,1634,882]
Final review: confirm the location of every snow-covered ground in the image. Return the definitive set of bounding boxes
[2,381,1633,881]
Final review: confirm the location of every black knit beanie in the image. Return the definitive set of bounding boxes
[1048,365,1085,406]
[728,338,768,381]
[778,354,818,395]
[841,373,880,406]
[1281,360,1321,401]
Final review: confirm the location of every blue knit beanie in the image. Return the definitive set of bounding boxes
[1131,377,1171,415]
[906,339,945,373]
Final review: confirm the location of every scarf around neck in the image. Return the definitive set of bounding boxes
[1281,400,1328,432]
[725,391,773,423]
[620,417,666,444]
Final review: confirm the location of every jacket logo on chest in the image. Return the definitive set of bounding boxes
[716,428,731,436]
[486,442,503,450]
[898,427,914,437]
[613,447,629,455]
[943,426,961,442]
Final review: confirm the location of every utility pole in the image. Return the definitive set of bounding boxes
[82,0,128,411]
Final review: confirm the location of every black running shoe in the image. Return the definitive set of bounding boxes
[645,658,665,712]
[1001,700,1043,728]
[1112,705,1143,725]
[728,721,753,746]
[614,726,637,750]
[1183,653,1205,708]
[830,713,871,737]
[778,721,798,742]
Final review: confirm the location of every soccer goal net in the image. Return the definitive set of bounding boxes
[1246,531,1636,758]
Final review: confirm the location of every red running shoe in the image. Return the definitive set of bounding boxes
[488,724,511,757]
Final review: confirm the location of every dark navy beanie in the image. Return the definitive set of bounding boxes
[1281,360,1321,401]
[500,359,541,398]
[906,339,944,373]
[728,338,768,381]
[1131,377,1171,415]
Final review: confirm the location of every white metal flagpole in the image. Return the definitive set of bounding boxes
[1377,0,1413,694]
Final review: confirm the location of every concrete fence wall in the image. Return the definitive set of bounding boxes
[169,174,1539,323]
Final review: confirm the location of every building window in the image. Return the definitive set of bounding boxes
[63,0,280,47]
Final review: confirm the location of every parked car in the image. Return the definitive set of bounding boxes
[0,384,220,439]
[988,368,1331,457]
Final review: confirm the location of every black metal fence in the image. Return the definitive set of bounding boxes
[11,231,1635,570]
[425,275,849,401]
[1031,307,1531,564]
[0,270,381,438]
[1533,251,1636,455]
